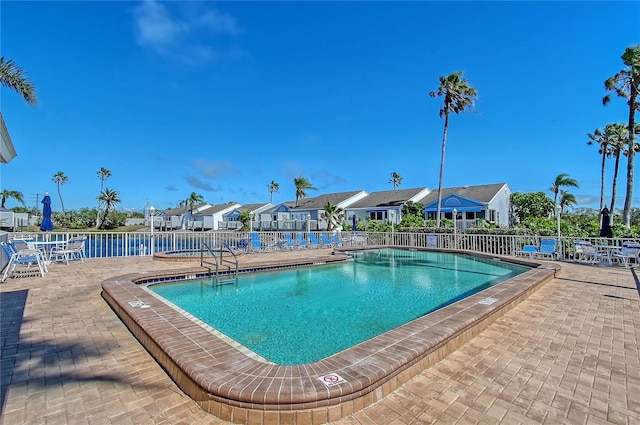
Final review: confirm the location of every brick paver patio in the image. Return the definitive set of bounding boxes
[1,253,638,424]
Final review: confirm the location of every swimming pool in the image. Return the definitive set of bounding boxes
[148,249,529,364]
[102,247,554,424]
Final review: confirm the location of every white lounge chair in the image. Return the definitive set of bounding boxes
[611,243,640,267]
[1,242,47,281]
[574,241,608,265]
[51,238,87,264]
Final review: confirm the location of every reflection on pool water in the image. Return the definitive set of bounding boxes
[148,249,530,365]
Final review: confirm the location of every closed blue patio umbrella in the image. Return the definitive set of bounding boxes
[352,214,357,231]
[40,193,54,231]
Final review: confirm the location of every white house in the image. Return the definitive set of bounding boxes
[421,183,512,228]
[222,203,273,230]
[0,112,17,164]
[154,203,211,230]
[191,202,241,231]
[345,187,431,226]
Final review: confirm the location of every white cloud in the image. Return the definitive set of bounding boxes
[132,0,247,64]
[133,0,187,53]
[197,8,243,36]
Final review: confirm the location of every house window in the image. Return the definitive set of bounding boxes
[369,211,386,220]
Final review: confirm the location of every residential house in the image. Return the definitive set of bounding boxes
[192,202,241,231]
[156,203,212,230]
[0,112,17,164]
[266,191,368,231]
[421,183,512,228]
[222,203,273,230]
[346,187,431,226]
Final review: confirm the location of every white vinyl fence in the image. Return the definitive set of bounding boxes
[6,230,638,261]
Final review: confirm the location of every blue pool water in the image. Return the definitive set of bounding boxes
[148,249,529,365]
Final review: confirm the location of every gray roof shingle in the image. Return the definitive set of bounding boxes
[419,183,508,205]
[348,187,429,209]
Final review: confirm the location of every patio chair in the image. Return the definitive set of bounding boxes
[248,232,271,252]
[308,233,324,248]
[50,238,87,264]
[1,242,47,281]
[573,241,608,265]
[611,243,640,267]
[534,238,558,260]
[320,235,334,246]
[515,245,538,258]
[282,234,299,250]
[295,233,309,249]
[330,235,343,246]
[10,240,48,271]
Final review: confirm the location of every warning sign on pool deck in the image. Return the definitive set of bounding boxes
[319,373,346,387]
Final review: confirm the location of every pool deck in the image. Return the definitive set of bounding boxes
[1,249,639,424]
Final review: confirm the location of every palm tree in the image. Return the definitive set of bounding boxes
[389,172,402,190]
[293,177,316,206]
[96,167,112,227]
[267,180,279,203]
[549,173,579,208]
[97,167,112,193]
[52,171,68,213]
[587,124,621,212]
[97,188,121,229]
[180,192,204,216]
[0,189,25,209]
[0,56,37,105]
[559,190,577,213]
[321,202,344,231]
[603,44,640,227]
[603,123,631,214]
[429,71,478,226]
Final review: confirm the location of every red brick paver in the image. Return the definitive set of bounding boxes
[1,255,638,424]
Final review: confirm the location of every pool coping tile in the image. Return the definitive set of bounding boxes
[100,248,555,423]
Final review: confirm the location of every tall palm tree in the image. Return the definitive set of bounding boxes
[429,71,477,226]
[549,173,579,208]
[604,123,631,214]
[0,189,25,209]
[180,192,204,216]
[389,172,402,190]
[95,167,112,227]
[97,167,111,193]
[267,180,279,203]
[321,202,344,231]
[294,177,316,206]
[97,188,121,229]
[52,171,68,213]
[0,56,37,105]
[587,124,619,212]
[603,44,640,227]
[559,190,577,213]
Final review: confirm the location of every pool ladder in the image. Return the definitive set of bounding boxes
[201,242,239,285]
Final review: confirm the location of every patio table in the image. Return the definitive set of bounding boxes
[26,240,68,264]
[595,245,618,265]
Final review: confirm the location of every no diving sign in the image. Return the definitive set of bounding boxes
[319,373,346,387]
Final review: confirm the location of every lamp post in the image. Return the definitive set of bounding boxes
[452,208,457,247]
[389,210,395,243]
[148,206,163,257]
[556,204,562,259]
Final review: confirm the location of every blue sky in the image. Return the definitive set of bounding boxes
[1,1,638,213]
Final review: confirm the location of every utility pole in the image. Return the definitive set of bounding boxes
[32,193,40,216]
